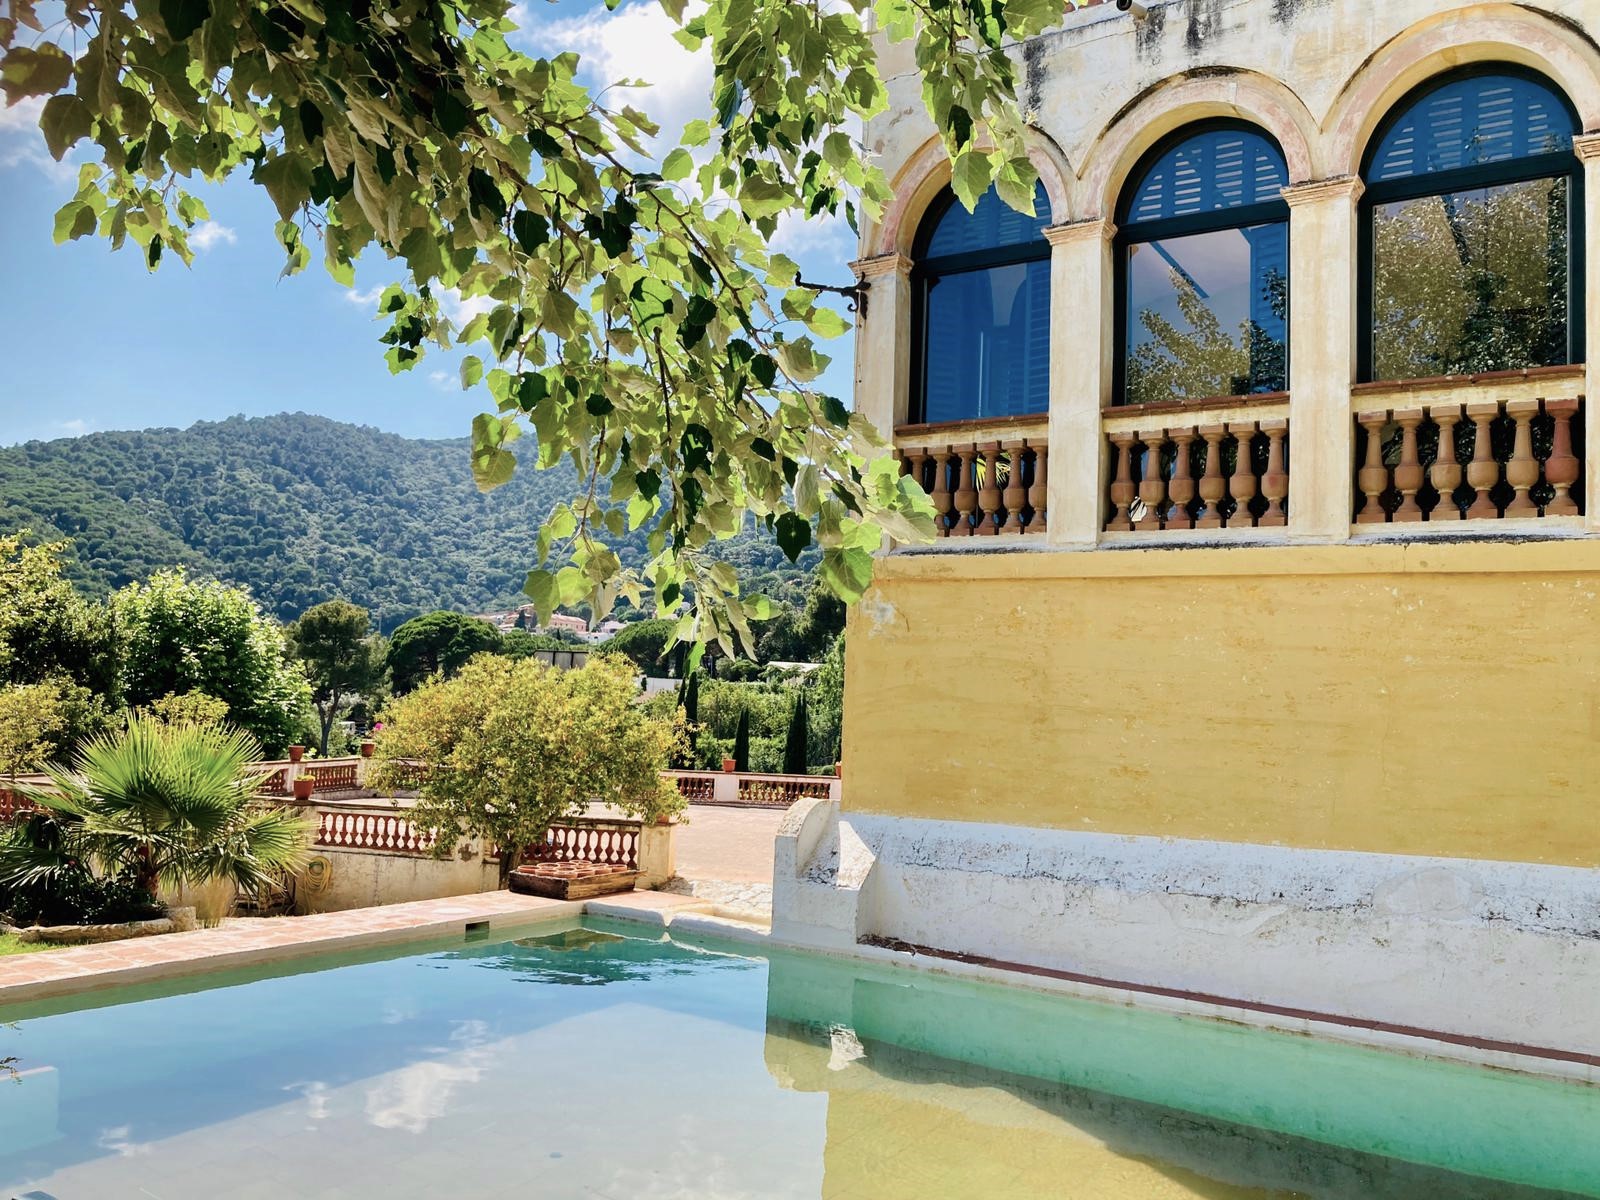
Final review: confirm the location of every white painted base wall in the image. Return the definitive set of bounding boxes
[771,800,1600,1062]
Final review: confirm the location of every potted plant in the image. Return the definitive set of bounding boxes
[292,774,315,801]
[359,739,376,758]
[721,757,736,772]
[288,744,305,763]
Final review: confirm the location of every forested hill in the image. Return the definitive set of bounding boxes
[0,413,811,630]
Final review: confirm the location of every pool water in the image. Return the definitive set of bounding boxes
[0,918,1596,1199]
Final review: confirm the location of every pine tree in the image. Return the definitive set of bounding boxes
[733,708,751,774]
[783,694,809,776]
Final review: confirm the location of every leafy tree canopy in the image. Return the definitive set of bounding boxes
[112,568,312,754]
[0,532,118,698]
[371,654,685,883]
[4,0,1078,661]
[386,608,501,692]
[288,598,386,753]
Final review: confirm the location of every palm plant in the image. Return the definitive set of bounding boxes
[2,718,315,899]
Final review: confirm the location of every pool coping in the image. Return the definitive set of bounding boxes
[0,892,718,1008]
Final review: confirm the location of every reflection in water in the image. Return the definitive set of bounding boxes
[0,923,1594,1200]
[760,947,1600,1200]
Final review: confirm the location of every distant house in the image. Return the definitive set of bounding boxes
[542,612,589,636]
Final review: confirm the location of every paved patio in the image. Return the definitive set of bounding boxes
[673,804,785,884]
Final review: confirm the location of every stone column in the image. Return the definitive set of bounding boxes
[848,252,913,457]
[1573,134,1600,532]
[1043,219,1116,547]
[1282,177,1362,541]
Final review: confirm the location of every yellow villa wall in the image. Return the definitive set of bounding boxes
[842,541,1600,867]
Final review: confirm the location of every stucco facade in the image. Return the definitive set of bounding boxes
[773,0,1600,1075]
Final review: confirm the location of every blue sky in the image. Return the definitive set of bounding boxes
[0,0,857,448]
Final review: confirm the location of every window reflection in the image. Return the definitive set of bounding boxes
[922,258,1051,424]
[1124,223,1288,408]
[1372,177,1568,380]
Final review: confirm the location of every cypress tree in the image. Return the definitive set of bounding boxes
[674,671,699,768]
[783,693,809,776]
[732,707,751,773]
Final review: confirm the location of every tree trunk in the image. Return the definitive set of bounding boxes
[498,845,522,888]
[318,704,336,757]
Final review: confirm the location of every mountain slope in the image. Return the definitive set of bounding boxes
[0,413,810,629]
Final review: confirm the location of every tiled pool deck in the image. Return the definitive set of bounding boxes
[0,890,720,1005]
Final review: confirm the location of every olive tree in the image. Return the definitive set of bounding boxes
[4,0,1077,660]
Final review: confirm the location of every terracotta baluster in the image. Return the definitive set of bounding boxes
[976,442,1003,535]
[1464,403,1500,519]
[1027,442,1048,532]
[1543,398,1581,516]
[928,445,953,536]
[1000,440,1028,533]
[1167,428,1198,529]
[1503,399,1540,517]
[1391,408,1425,521]
[1106,431,1137,531]
[1355,411,1390,524]
[951,445,979,535]
[1195,425,1227,529]
[1226,422,1258,528]
[1136,431,1167,531]
[1259,419,1288,527]
[1428,408,1462,520]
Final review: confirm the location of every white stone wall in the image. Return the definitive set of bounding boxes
[772,799,1600,1064]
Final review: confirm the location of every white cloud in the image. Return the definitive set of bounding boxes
[770,210,856,263]
[513,1,712,152]
[0,95,73,179]
[55,418,92,437]
[439,287,496,325]
[427,369,456,393]
[343,284,387,307]
[190,220,237,251]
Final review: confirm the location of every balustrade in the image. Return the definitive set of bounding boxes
[737,775,835,805]
[304,760,359,792]
[674,773,716,802]
[1353,395,1582,523]
[527,820,640,870]
[315,809,435,854]
[257,767,290,797]
[1105,415,1288,532]
[895,437,1048,537]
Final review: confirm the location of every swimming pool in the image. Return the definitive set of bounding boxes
[1,917,1596,1199]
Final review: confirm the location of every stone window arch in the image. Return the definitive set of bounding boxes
[1359,66,1584,381]
[1114,122,1290,407]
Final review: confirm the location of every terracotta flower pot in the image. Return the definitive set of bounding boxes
[721,758,736,773]
[288,745,305,763]
[292,776,315,801]
[359,740,376,758]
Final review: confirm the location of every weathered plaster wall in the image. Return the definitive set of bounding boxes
[843,540,1600,866]
[771,801,1600,1060]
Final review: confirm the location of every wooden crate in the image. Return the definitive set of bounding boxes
[508,861,639,901]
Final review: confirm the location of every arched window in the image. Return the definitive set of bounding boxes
[1115,123,1290,407]
[1361,68,1582,381]
[911,181,1051,425]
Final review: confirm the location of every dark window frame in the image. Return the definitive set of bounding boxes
[1357,64,1585,382]
[1113,119,1292,408]
[908,184,1053,426]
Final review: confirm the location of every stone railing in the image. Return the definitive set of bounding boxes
[312,804,437,855]
[526,819,641,871]
[0,775,49,821]
[1102,396,1289,534]
[666,769,842,807]
[1352,375,1583,524]
[893,416,1049,538]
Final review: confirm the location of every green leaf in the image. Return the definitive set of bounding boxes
[820,546,874,602]
[805,306,850,338]
[522,569,559,624]
[512,210,549,253]
[39,94,91,161]
[662,148,693,181]
[470,413,520,492]
[159,0,210,40]
[460,356,484,389]
[1,45,73,104]
[949,148,994,212]
[775,513,811,563]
